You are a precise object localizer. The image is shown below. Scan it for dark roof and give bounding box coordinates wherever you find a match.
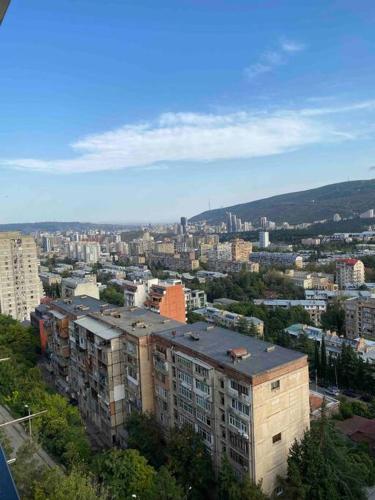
[51,295,112,316]
[155,322,306,379]
[0,446,19,500]
[336,416,375,442]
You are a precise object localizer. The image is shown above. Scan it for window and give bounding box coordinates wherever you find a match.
[176,354,192,370]
[178,398,194,415]
[229,448,248,468]
[197,425,212,444]
[196,394,211,412]
[220,379,225,389]
[229,431,249,453]
[178,385,192,401]
[230,380,249,396]
[178,370,193,386]
[272,433,282,444]
[195,379,210,395]
[271,380,280,391]
[196,410,211,426]
[231,398,250,416]
[195,363,209,377]
[229,414,248,435]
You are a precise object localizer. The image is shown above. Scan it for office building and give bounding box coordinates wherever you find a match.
[152,322,310,495]
[0,231,43,321]
[180,217,188,235]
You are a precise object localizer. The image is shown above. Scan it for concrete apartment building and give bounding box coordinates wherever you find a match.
[335,258,365,289]
[61,277,100,300]
[145,280,186,323]
[194,306,264,337]
[69,308,181,446]
[254,299,326,326]
[250,252,303,269]
[152,322,310,495]
[184,288,207,310]
[231,239,252,262]
[148,251,199,272]
[122,278,159,307]
[0,231,43,321]
[344,297,375,340]
[284,270,336,291]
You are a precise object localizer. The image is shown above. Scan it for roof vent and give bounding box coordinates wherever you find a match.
[265,345,275,352]
[206,325,214,331]
[227,348,250,361]
[184,331,200,341]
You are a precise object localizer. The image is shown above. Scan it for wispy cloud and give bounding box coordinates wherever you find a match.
[2,99,373,175]
[244,38,305,80]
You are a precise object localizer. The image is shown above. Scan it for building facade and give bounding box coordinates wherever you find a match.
[0,231,43,321]
[335,259,365,289]
[344,297,375,340]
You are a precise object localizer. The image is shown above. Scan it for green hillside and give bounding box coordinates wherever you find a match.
[190,179,375,225]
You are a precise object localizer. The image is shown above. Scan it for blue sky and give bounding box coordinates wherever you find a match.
[1,0,375,223]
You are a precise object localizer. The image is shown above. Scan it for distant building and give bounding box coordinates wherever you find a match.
[61,277,100,300]
[231,238,252,262]
[301,238,321,246]
[335,259,365,289]
[333,213,341,222]
[145,280,186,323]
[260,216,268,229]
[207,259,259,274]
[122,278,159,308]
[259,231,270,249]
[285,270,336,291]
[180,217,188,235]
[185,288,207,310]
[39,272,62,287]
[254,299,326,325]
[360,209,374,219]
[194,306,264,336]
[344,297,375,340]
[250,252,303,269]
[0,232,44,321]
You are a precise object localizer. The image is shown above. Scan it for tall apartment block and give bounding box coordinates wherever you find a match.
[0,232,43,321]
[335,258,365,289]
[231,238,252,262]
[69,307,181,446]
[344,297,375,340]
[152,322,310,495]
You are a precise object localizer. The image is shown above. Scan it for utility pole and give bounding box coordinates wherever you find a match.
[24,405,32,438]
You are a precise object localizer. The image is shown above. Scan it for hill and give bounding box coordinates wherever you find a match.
[190,179,375,225]
[0,221,138,234]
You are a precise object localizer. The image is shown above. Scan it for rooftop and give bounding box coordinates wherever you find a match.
[155,321,306,379]
[75,316,121,341]
[90,307,183,338]
[52,295,111,316]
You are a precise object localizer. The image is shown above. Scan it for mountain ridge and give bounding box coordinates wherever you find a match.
[190,179,375,225]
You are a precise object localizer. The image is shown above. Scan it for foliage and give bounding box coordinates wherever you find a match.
[0,314,91,469]
[218,455,268,500]
[167,425,215,499]
[280,410,375,499]
[336,397,375,420]
[125,412,167,468]
[33,467,108,500]
[149,465,185,500]
[95,448,156,499]
[320,303,345,335]
[100,284,125,306]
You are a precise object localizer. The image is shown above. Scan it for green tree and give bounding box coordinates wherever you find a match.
[167,425,214,499]
[96,448,156,499]
[149,465,184,500]
[320,303,345,335]
[125,412,167,468]
[100,285,124,306]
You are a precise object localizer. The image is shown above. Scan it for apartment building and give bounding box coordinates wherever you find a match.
[335,258,365,289]
[68,241,101,263]
[69,308,181,446]
[284,270,336,291]
[61,277,100,300]
[194,306,264,337]
[122,278,159,307]
[184,289,207,310]
[254,299,326,326]
[250,252,303,269]
[231,239,252,262]
[344,297,375,340]
[152,322,310,495]
[207,259,259,274]
[148,251,199,271]
[145,280,186,323]
[285,323,375,364]
[39,272,62,287]
[0,231,43,321]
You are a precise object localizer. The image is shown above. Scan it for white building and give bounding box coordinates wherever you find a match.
[61,277,100,300]
[122,278,159,308]
[0,232,44,321]
[254,299,326,326]
[259,231,270,249]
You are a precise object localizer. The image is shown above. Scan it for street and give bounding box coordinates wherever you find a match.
[0,404,58,469]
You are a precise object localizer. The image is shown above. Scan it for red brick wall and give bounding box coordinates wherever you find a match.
[159,285,186,323]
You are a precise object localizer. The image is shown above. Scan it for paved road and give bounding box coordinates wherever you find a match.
[0,404,57,468]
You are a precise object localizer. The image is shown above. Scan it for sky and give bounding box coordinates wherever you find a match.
[1,0,375,223]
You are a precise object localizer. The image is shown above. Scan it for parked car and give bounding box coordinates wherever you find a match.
[342,389,357,398]
[325,387,340,397]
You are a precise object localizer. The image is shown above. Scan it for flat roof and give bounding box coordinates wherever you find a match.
[75,316,120,340]
[90,307,183,338]
[52,295,110,316]
[155,321,305,379]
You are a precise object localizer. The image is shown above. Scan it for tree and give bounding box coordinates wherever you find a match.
[100,285,124,306]
[167,425,214,499]
[34,467,108,500]
[149,465,184,500]
[320,303,345,335]
[95,448,156,499]
[125,412,167,468]
[218,455,268,500]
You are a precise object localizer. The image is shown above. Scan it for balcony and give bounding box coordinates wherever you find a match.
[154,359,168,374]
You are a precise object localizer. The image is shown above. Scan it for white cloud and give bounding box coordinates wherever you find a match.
[0,103,362,175]
[244,38,305,81]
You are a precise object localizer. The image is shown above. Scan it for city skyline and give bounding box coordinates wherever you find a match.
[1,1,375,222]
